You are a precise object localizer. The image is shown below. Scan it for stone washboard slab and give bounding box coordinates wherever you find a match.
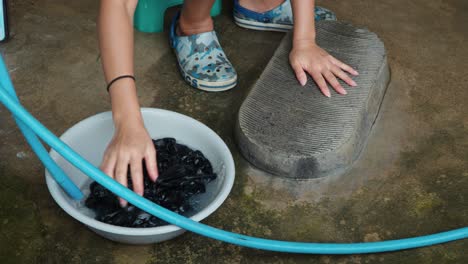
[236,21,389,179]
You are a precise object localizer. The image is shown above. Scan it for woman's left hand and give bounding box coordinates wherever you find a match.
[289,40,359,97]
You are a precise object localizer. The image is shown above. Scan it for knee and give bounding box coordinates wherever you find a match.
[123,0,139,13]
[101,0,139,13]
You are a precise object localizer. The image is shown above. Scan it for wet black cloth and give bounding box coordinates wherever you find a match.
[85,138,217,228]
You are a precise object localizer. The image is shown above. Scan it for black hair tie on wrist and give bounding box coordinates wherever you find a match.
[106,75,135,92]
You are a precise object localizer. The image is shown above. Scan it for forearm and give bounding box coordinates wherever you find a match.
[291,0,316,47]
[98,0,142,126]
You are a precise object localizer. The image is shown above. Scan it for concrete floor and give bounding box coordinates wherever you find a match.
[0,0,467,263]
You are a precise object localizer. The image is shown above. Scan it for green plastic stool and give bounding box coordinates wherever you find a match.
[134,0,222,33]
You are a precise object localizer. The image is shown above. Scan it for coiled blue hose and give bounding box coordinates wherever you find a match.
[0,55,466,254]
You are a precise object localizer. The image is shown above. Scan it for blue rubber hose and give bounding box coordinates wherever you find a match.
[0,56,82,199]
[0,60,466,254]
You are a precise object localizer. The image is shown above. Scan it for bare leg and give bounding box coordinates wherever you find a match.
[179,0,216,36]
[239,0,285,13]
[172,0,237,91]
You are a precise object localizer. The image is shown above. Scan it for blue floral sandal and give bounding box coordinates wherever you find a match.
[170,12,237,91]
[233,0,336,32]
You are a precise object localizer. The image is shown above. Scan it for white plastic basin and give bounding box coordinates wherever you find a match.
[45,108,235,244]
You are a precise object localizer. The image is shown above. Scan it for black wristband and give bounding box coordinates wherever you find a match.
[106,75,135,92]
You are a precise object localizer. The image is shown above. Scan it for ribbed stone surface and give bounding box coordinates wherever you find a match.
[236,21,389,179]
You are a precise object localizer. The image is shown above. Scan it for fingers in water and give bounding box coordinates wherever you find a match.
[145,148,159,182]
[115,157,130,207]
[130,158,144,196]
[100,153,117,178]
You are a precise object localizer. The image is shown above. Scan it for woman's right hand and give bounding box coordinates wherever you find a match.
[98,0,157,207]
[100,117,159,207]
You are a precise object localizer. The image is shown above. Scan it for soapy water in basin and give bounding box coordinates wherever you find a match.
[71,138,225,228]
[72,177,219,221]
